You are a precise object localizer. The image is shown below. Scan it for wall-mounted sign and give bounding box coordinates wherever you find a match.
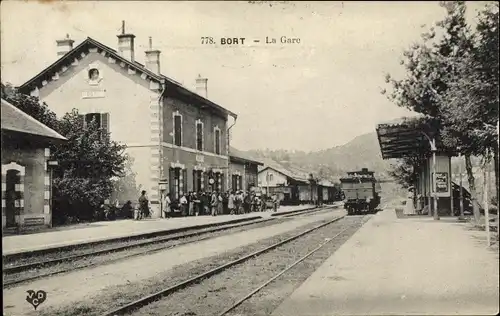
[196,155,204,163]
[159,180,168,192]
[24,217,45,226]
[82,89,105,99]
[434,172,449,193]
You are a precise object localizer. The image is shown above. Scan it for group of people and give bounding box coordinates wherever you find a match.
[159,190,280,219]
[100,189,281,221]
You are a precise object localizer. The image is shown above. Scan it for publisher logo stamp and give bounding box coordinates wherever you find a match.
[26,290,47,310]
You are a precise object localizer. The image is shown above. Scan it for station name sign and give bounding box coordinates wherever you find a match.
[82,89,105,99]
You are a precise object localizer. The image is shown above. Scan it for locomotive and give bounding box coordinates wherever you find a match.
[340,168,381,215]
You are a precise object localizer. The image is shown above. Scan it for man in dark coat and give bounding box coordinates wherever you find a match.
[138,190,149,219]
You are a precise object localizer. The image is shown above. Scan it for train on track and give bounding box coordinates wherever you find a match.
[340,168,381,215]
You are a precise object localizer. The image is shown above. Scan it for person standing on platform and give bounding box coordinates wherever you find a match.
[223,191,229,215]
[218,191,224,215]
[188,192,195,216]
[162,193,171,219]
[272,193,278,212]
[193,192,201,216]
[260,195,266,212]
[201,192,209,216]
[403,190,416,216]
[243,192,251,214]
[234,191,242,214]
[180,194,188,216]
[138,190,149,220]
[228,191,235,215]
[211,191,219,216]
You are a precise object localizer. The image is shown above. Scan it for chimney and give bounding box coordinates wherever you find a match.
[145,37,161,75]
[56,34,74,57]
[195,74,208,98]
[117,20,136,61]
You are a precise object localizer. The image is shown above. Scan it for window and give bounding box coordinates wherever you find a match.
[78,112,110,140]
[88,68,100,81]
[193,170,203,192]
[173,112,182,146]
[232,175,239,191]
[196,120,204,151]
[214,126,221,155]
[169,167,186,200]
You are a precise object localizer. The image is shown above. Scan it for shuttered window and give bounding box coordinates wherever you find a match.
[196,121,203,151]
[170,168,181,200]
[78,113,110,140]
[214,129,221,155]
[193,170,203,193]
[174,114,182,146]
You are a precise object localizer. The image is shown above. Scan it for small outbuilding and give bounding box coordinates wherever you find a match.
[376,115,456,218]
[1,98,67,230]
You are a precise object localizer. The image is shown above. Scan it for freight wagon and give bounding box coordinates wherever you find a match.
[340,168,381,215]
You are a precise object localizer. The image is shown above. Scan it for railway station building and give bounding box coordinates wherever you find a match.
[228,147,263,192]
[1,98,67,230]
[376,115,456,217]
[257,162,339,205]
[16,27,237,218]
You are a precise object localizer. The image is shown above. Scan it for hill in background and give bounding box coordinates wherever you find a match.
[243,132,393,181]
[239,131,496,205]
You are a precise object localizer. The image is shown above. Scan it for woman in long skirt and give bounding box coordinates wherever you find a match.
[403,191,417,216]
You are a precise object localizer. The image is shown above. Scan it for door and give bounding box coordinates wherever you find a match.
[5,170,20,227]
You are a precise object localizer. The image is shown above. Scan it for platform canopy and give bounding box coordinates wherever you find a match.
[376,114,447,160]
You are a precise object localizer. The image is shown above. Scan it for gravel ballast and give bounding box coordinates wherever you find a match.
[3,217,288,287]
[8,211,344,316]
[129,215,369,316]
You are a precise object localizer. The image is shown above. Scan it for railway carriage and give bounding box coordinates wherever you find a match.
[340,168,381,215]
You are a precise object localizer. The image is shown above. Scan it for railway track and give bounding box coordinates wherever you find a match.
[3,206,335,287]
[100,213,362,316]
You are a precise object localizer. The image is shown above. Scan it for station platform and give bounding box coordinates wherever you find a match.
[272,209,500,316]
[2,205,315,256]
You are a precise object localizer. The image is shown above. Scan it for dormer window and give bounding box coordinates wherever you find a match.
[89,68,99,80]
[87,67,102,85]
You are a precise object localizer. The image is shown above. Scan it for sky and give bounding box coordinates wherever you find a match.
[0,1,488,152]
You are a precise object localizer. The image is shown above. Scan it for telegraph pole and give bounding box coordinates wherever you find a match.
[483,148,490,247]
[431,138,439,220]
[458,151,465,220]
[497,121,499,241]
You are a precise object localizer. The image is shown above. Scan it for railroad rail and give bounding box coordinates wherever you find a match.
[101,214,348,316]
[218,221,358,316]
[3,206,336,287]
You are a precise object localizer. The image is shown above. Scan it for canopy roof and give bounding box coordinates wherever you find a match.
[375,114,449,160]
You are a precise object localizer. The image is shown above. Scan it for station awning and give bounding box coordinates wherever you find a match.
[376,115,441,160]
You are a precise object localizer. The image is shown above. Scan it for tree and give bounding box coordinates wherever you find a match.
[1,83,59,130]
[388,156,422,189]
[51,110,127,223]
[382,1,488,220]
[440,2,499,217]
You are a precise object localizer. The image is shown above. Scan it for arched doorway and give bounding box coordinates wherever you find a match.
[2,162,25,228]
[5,170,21,227]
